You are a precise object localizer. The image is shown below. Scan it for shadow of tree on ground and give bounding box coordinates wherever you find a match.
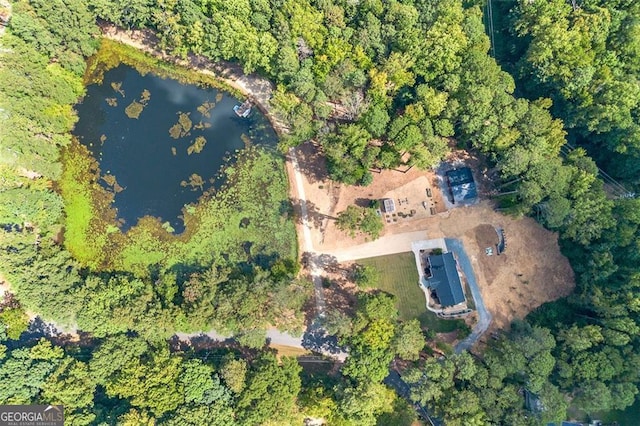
[290,198,336,229]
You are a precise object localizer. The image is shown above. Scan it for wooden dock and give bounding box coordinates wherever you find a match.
[233,99,252,118]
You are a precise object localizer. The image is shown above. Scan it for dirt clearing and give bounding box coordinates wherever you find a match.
[287,142,575,332]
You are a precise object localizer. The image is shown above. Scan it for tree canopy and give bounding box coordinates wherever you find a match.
[1,0,640,423]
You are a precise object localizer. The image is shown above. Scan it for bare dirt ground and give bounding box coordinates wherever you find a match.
[291,142,576,332]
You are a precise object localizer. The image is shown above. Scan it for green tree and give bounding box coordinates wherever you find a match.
[0,306,29,340]
[89,335,149,383]
[352,264,380,288]
[235,328,267,349]
[117,409,155,426]
[360,207,384,239]
[105,347,183,417]
[324,124,376,185]
[10,0,98,74]
[393,319,425,361]
[336,205,362,237]
[341,293,398,383]
[220,357,248,394]
[336,205,384,240]
[359,103,390,138]
[337,382,395,425]
[42,358,97,425]
[162,403,235,426]
[0,339,64,404]
[237,354,302,425]
[180,360,230,405]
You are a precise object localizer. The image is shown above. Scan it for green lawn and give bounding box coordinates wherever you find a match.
[358,252,465,333]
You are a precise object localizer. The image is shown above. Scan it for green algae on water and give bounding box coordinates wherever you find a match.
[180,173,204,191]
[169,112,193,138]
[197,101,215,118]
[125,89,151,119]
[187,136,207,155]
[111,81,125,97]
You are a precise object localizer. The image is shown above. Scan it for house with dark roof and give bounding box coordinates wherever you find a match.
[426,252,466,307]
[446,167,477,204]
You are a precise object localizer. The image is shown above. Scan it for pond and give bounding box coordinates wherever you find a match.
[73,63,277,233]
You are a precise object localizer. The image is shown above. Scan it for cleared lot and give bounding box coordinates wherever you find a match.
[288,143,575,332]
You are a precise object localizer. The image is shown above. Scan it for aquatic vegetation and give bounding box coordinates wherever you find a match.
[169,124,182,139]
[105,97,118,106]
[178,112,192,133]
[100,134,107,144]
[110,81,125,97]
[187,136,207,155]
[101,173,116,187]
[181,173,204,191]
[125,89,151,119]
[197,101,215,118]
[101,173,124,193]
[193,121,212,130]
[59,140,117,268]
[241,133,251,149]
[124,101,144,119]
[171,147,177,156]
[85,40,244,98]
[162,221,175,233]
[169,112,193,138]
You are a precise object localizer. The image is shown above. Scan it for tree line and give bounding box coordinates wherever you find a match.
[1,0,640,423]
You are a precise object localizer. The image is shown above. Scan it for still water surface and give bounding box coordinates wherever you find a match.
[73,64,276,233]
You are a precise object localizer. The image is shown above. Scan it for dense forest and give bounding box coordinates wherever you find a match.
[1,0,639,424]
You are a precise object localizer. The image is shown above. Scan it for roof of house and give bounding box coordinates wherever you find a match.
[446,167,477,203]
[427,253,465,307]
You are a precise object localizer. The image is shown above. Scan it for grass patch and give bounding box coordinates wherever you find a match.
[270,344,311,358]
[464,281,476,310]
[417,311,465,334]
[358,252,466,333]
[358,253,422,321]
[62,143,297,275]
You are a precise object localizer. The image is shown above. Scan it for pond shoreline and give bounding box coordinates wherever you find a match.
[98,21,291,137]
[97,22,333,345]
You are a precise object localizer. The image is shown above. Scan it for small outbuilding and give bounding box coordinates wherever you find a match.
[446,167,477,204]
[382,198,396,213]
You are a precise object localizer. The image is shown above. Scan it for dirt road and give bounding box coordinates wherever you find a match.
[288,148,326,317]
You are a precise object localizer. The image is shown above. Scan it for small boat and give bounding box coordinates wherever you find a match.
[233,100,252,118]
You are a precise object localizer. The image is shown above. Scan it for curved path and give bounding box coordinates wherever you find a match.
[445,238,492,353]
